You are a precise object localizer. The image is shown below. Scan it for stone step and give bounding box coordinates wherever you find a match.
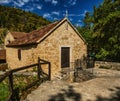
[53,71,69,80]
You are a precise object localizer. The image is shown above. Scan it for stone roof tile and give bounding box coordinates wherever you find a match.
[7,20,60,46]
[11,32,27,39]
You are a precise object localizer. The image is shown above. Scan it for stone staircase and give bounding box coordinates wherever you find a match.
[52,68,75,82]
[52,71,68,80]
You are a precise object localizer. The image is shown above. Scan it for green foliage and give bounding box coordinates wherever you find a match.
[77,26,93,46]
[0,5,50,33]
[96,48,109,60]
[77,11,94,51]
[32,67,37,72]
[0,28,8,44]
[0,80,10,101]
[81,0,120,62]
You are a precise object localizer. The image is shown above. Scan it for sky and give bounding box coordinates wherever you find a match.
[0,0,103,26]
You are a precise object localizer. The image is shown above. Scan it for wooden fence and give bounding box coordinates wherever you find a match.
[0,57,51,101]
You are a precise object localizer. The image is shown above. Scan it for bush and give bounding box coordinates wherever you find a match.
[96,48,109,60]
[0,81,10,101]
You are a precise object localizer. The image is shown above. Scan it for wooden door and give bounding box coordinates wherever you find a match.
[61,47,70,68]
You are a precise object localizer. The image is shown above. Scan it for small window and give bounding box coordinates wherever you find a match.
[18,49,21,60]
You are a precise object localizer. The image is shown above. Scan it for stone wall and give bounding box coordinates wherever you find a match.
[95,61,120,70]
[5,31,14,46]
[6,45,37,69]
[6,20,87,79]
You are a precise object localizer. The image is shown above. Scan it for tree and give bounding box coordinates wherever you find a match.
[80,0,120,61]
[77,11,94,55]
[0,5,50,32]
[0,28,8,44]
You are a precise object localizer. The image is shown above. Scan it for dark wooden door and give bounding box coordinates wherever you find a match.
[61,47,70,68]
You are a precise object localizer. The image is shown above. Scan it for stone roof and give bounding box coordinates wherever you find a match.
[0,50,6,60]
[7,20,60,47]
[11,32,27,39]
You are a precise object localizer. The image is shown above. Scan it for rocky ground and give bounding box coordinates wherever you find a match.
[24,68,120,101]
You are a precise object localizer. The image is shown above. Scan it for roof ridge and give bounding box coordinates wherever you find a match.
[7,20,61,47]
[29,20,60,34]
[6,18,86,47]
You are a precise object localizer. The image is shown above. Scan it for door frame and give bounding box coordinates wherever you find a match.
[60,46,72,68]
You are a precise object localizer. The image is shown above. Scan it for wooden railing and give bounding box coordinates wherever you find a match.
[0,57,51,101]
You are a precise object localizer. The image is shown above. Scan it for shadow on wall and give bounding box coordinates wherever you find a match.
[48,86,81,101]
[95,86,120,101]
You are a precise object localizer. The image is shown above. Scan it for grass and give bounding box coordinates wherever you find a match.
[0,75,38,101]
[0,69,48,100]
[0,80,10,101]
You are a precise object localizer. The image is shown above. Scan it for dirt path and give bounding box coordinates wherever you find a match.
[25,69,120,101]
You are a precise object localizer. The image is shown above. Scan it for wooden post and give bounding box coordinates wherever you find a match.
[48,62,51,80]
[37,57,41,80]
[8,71,14,101]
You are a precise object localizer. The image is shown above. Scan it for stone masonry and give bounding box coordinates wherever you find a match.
[6,19,87,79]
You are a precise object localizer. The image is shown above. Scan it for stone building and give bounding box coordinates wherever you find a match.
[0,49,6,63]
[5,31,27,45]
[6,18,87,79]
